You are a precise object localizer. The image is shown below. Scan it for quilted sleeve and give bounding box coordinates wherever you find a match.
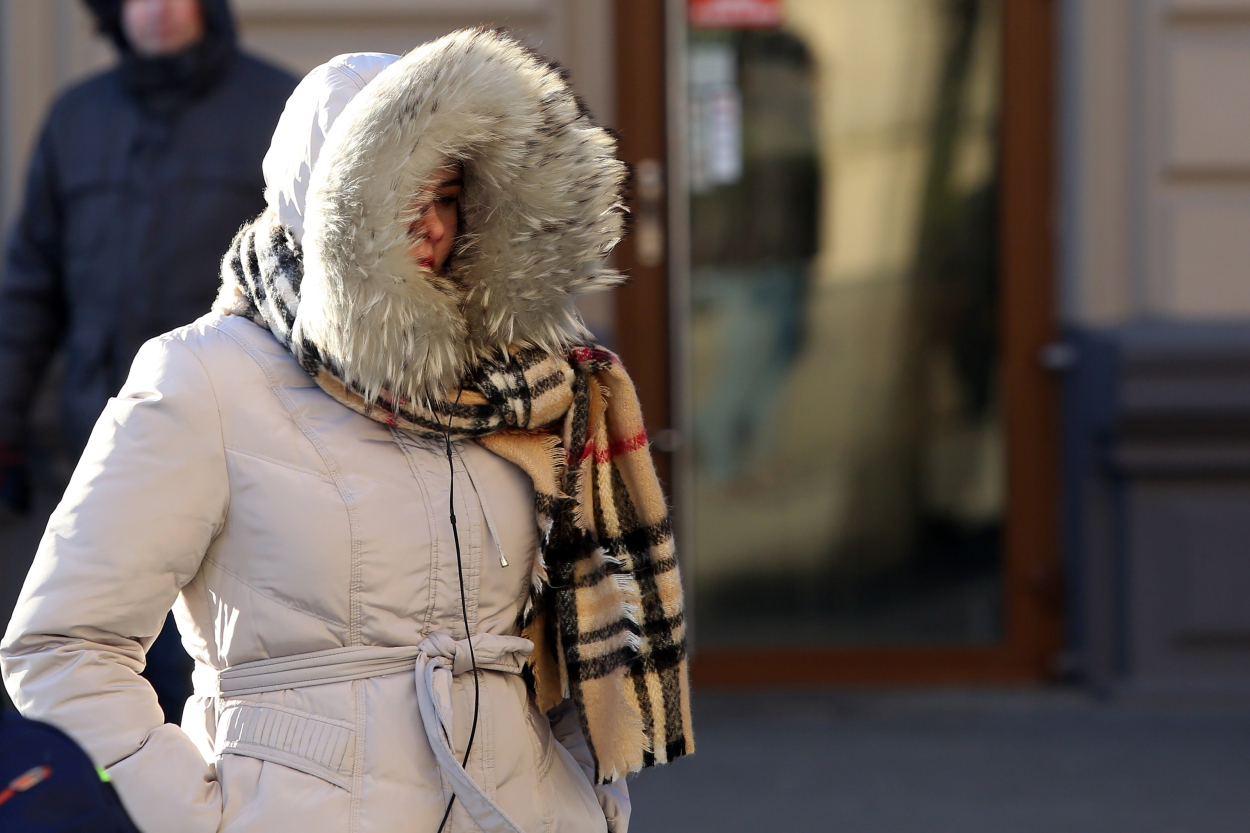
[0,331,230,833]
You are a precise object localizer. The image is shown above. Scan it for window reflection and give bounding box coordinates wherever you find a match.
[687,0,1004,648]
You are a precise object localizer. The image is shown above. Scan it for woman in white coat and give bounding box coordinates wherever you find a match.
[1,30,692,833]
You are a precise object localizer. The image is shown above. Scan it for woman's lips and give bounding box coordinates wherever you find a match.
[418,256,435,270]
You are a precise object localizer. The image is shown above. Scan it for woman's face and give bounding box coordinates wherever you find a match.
[408,163,463,274]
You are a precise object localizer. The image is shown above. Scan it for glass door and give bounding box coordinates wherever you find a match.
[676,0,1058,674]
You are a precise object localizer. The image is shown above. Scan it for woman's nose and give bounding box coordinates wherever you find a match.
[421,210,445,244]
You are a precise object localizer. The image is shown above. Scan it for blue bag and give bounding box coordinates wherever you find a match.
[0,711,140,832]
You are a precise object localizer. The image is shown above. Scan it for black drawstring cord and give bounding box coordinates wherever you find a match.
[436,389,478,833]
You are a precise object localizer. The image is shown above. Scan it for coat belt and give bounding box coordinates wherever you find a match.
[194,634,535,833]
[193,634,532,697]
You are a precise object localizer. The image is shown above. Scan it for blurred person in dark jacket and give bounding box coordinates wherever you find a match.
[0,0,295,494]
[0,0,295,719]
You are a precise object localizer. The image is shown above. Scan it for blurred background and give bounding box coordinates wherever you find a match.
[2,0,1250,829]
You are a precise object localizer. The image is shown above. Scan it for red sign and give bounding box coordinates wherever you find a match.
[689,0,782,29]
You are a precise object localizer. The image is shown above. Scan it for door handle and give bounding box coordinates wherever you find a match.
[635,158,665,268]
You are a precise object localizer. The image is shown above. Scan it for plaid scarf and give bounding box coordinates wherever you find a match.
[217,214,692,781]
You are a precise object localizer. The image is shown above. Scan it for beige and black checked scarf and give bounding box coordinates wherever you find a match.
[219,217,693,782]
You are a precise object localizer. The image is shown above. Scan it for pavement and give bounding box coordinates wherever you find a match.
[626,688,1250,833]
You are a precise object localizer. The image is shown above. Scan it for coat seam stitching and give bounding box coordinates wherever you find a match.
[351,679,365,832]
[391,429,442,637]
[165,337,231,538]
[201,556,349,628]
[211,318,364,647]
[223,444,334,482]
[451,445,483,635]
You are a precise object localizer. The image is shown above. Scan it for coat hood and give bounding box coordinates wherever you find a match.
[231,28,627,405]
[260,53,401,244]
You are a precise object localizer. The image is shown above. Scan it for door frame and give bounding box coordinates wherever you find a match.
[613,0,1062,685]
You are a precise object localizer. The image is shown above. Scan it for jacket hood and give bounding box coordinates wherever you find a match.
[260,53,401,242]
[247,29,627,404]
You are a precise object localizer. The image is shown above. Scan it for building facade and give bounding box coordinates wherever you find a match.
[1060,0,1250,699]
[0,0,1247,698]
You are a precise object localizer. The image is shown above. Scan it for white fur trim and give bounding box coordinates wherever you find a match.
[296,29,627,404]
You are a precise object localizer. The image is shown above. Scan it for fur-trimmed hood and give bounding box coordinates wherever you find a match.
[218,29,627,403]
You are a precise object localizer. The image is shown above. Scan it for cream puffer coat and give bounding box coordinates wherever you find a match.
[2,312,626,833]
[1,33,636,833]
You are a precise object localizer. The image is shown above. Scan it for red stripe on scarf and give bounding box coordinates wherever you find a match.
[578,429,648,464]
[571,346,617,366]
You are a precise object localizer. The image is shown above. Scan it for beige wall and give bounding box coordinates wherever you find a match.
[1062,0,1250,325]
[232,0,614,119]
[0,0,110,226]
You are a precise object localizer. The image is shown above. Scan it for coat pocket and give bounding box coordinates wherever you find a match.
[215,701,356,790]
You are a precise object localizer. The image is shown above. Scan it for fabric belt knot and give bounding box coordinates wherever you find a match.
[416,631,532,676]
[195,635,535,832]
[415,632,533,833]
